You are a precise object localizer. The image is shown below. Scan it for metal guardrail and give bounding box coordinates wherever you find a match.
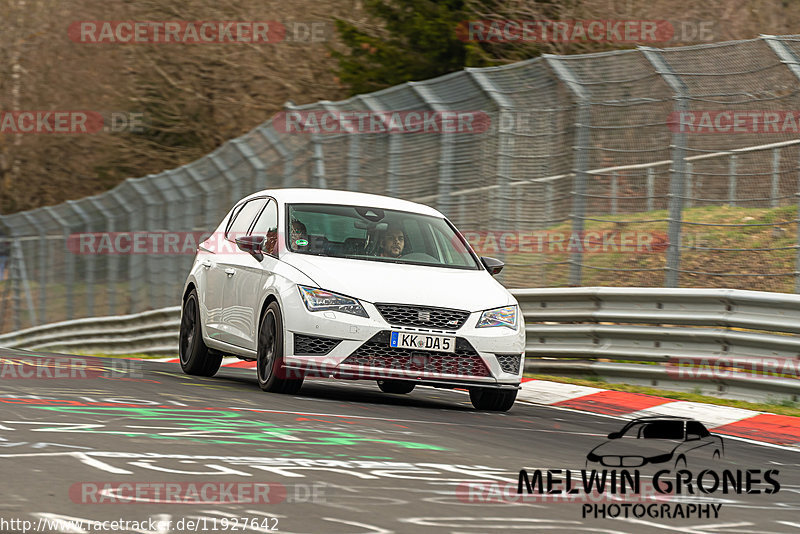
[1,287,799,402]
[517,287,800,402]
[0,306,180,355]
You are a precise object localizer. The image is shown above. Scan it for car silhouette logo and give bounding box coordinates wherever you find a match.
[586,417,724,470]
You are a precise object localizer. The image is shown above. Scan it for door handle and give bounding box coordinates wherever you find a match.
[201,260,212,268]
[224,268,235,276]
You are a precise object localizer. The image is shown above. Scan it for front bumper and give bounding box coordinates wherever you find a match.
[281,298,525,388]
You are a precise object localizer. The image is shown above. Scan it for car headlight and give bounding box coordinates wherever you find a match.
[476,305,517,329]
[647,452,674,464]
[298,285,368,318]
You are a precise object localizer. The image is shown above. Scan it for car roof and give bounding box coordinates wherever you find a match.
[240,188,444,218]
[627,416,697,423]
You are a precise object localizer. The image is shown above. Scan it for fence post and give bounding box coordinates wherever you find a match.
[685,162,693,209]
[12,239,36,328]
[114,182,149,313]
[18,212,47,324]
[66,200,94,318]
[545,55,590,286]
[360,94,398,197]
[646,167,655,212]
[468,71,519,279]
[42,206,74,319]
[259,125,296,188]
[87,197,117,316]
[285,102,326,189]
[772,148,781,208]
[728,154,738,206]
[231,138,268,192]
[611,171,618,214]
[796,148,800,293]
[642,47,690,288]
[410,82,459,217]
[323,101,361,192]
[763,35,800,214]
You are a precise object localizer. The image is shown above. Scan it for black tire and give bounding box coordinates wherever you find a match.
[469,388,517,412]
[257,301,304,394]
[179,289,223,376]
[377,379,415,394]
[674,455,687,470]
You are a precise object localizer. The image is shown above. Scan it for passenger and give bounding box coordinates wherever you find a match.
[290,220,308,251]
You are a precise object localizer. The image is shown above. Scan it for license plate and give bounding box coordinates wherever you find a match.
[390,331,456,353]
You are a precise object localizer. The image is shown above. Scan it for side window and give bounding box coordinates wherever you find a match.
[226,199,267,241]
[251,200,279,255]
[686,421,709,438]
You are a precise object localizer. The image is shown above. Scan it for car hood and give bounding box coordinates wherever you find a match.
[589,439,680,459]
[281,253,514,312]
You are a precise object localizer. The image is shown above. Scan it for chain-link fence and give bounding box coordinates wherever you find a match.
[3,35,800,333]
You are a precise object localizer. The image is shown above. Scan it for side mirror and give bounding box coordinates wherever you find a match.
[481,256,504,276]
[235,235,265,262]
[686,433,701,441]
[607,432,622,439]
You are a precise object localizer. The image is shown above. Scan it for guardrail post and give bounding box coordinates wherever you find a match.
[545,55,590,286]
[642,47,690,288]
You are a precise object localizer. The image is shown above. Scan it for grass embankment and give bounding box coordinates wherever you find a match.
[501,204,797,291]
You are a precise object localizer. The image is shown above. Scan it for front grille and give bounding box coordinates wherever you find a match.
[601,456,644,468]
[293,334,341,355]
[342,331,490,377]
[496,353,521,374]
[375,304,470,330]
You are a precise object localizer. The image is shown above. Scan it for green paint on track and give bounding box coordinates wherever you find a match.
[33,405,446,451]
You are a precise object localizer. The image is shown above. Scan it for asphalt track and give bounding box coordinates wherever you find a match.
[0,347,798,534]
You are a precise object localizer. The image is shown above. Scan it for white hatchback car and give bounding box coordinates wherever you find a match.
[180,189,525,411]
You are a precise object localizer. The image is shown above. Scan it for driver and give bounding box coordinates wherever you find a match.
[378,223,405,258]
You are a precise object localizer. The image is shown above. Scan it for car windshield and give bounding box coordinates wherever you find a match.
[622,420,685,440]
[286,203,480,270]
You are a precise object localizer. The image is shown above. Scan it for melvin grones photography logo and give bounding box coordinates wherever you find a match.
[518,417,780,520]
